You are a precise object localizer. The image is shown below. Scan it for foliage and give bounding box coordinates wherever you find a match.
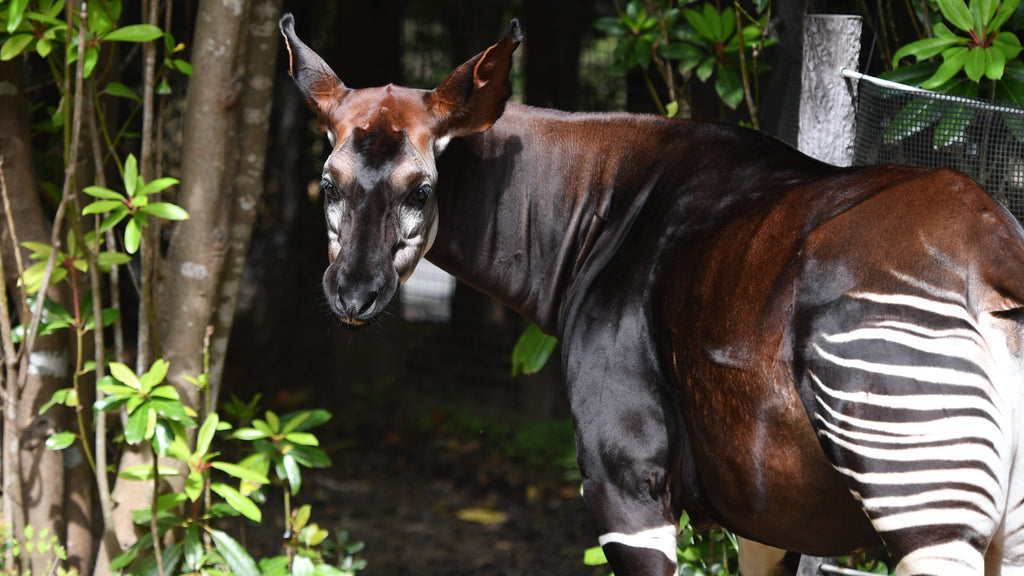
[82,153,187,254]
[511,323,557,376]
[0,523,77,576]
[583,511,738,576]
[884,0,1024,147]
[594,0,774,124]
[0,1,362,575]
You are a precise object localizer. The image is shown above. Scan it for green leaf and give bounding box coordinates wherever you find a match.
[97,251,132,268]
[265,411,281,433]
[208,528,259,576]
[185,470,204,501]
[172,59,193,76]
[143,358,169,391]
[110,546,140,571]
[970,0,995,32]
[936,0,975,33]
[141,202,189,220]
[124,217,142,254]
[583,546,608,566]
[82,185,124,200]
[109,362,141,390]
[287,445,331,469]
[36,38,51,58]
[891,35,963,67]
[211,483,262,522]
[83,46,99,79]
[684,8,715,40]
[123,154,139,197]
[98,208,129,233]
[985,46,1006,80]
[195,413,219,457]
[21,241,54,257]
[6,0,30,34]
[39,388,71,415]
[991,0,1022,30]
[1,34,34,61]
[933,106,975,149]
[119,464,181,481]
[922,46,969,88]
[209,462,270,485]
[993,30,1023,60]
[714,64,744,109]
[124,404,154,445]
[83,200,125,215]
[137,177,180,195]
[232,427,269,441]
[104,81,140,101]
[883,97,942,144]
[965,47,987,82]
[696,55,716,82]
[293,505,312,531]
[594,16,627,36]
[184,524,202,571]
[103,24,164,43]
[292,555,315,576]
[283,409,332,432]
[511,324,557,376]
[45,431,76,451]
[282,453,302,495]
[284,432,319,446]
[93,394,129,413]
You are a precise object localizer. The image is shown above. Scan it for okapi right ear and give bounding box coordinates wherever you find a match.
[279,14,349,138]
[429,19,523,141]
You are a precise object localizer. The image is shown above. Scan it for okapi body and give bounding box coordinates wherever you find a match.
[280,15,1024,576]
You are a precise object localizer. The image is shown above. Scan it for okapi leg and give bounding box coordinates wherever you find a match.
[564,308,682,576]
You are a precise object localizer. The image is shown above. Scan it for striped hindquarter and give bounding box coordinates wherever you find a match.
[801,274,1024,575]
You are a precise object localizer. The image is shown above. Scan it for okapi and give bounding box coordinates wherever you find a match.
[280,15,1024,576]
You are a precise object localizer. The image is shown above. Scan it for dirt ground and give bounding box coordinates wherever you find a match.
[231,317,602,576]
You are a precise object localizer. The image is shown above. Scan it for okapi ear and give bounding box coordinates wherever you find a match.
[429,19,523,140]
[279,14,349,138]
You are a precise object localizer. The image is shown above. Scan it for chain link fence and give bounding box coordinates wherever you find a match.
[851,72,1024,221]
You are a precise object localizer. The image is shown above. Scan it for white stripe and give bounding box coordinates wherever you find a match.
[821,326,981,363]
[873,320,983,344]
[817,424,1002,470]
[598,525,678,563]
[895,541,983,576]
[812,343,992,390]
[849,292,977,325]
[888,271,967,305]
[872,506,996,534]
[831,465,1002,497]
[810,372,1001,421]
[814,398,1000,442]
[859,488,999,518]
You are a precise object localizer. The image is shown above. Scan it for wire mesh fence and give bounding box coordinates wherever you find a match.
[851,73,1024,221]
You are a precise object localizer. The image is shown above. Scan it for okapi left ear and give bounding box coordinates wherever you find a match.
[429,19,523,140]
[279,14,350,137]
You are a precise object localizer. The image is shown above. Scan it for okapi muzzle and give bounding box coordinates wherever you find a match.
[279,13,520,325]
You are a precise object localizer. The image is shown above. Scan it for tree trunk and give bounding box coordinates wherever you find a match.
[104,0,281,565]
[0,57,72,576]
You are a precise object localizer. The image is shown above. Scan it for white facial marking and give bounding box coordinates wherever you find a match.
[598,525,678,563]
[433,134,452,156]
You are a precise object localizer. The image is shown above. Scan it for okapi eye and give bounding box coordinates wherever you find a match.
[320,179,339,201]
[408,184,431,209]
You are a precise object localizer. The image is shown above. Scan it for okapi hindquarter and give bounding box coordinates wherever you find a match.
[280,14,1024,576]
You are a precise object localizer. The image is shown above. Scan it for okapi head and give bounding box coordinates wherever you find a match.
[279,14,522,326]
